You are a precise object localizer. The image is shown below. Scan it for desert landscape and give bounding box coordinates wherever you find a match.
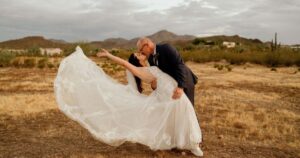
[0,56,299,157]
[1,0,300,157]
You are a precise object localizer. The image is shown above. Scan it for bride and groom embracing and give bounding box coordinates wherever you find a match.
[54,37,203,156]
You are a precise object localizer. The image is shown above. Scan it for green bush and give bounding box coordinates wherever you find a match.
[0,51,15,67]
[24,58,36,68]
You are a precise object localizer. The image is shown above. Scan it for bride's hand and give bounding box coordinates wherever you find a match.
[96,49,110,58]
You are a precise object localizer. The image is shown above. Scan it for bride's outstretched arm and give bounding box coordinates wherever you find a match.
[97,49,156,83]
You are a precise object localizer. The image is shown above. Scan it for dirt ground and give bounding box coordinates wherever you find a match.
[0,59,299,158]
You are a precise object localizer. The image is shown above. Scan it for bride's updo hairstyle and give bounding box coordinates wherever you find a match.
[128,53,143,93]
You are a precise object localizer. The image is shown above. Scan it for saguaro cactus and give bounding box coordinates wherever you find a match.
[271,32,279,52]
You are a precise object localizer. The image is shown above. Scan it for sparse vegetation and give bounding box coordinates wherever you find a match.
[225,64,232,71]
[47,62,54,68]
[0,51,15,67]
[11,58,21,68]
[271,67,277,71]
[180,47,300,67]
[37,58,48,69]
[0,62,299,157]
[1,32,299,157]
[1,46,299,69]
[1,33,300,68]
[23,58,36,68]
[213,64,233,72]
[27,46,41,56]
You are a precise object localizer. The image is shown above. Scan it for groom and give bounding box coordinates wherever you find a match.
[137,37,198,106]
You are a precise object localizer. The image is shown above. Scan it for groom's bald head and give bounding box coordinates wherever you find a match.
[137,37,155,57]
[137,37,153,47]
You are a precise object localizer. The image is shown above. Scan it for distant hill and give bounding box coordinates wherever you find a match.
[147,30,195,43]
[90,38,129,49]
[90,30,196,49]
[198,35,263,45]
[49,38,68,44]
[0,36,70,49]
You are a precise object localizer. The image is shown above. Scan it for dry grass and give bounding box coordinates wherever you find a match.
[0,58,299,158]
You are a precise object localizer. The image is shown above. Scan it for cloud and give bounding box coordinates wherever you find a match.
[0,0,299,44]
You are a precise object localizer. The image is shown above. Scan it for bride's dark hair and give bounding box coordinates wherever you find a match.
[128,53,143,93]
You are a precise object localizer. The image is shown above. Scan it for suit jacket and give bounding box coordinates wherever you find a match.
[148,43,198,88]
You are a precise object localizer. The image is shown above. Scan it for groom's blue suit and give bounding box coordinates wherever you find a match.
[148,43,198,106]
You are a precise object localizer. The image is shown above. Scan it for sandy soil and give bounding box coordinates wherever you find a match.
[0,59,299,158]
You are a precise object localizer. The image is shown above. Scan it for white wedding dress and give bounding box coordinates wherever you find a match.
[54,46,202,153]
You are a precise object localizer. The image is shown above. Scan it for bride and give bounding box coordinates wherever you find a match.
[54,46,203,156]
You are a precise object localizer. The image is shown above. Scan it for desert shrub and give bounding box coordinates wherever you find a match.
[234,47,245,53]
[66,42,97,56]
[27,46,41,56]
[214,63,219,68]
[47,62,54,68]
[63,47,76,56]
[37,58,48,69]
[24,58,36,68]
[225,65,233,71]
[265,53,281,67]
[180,46,300,67]
[111,49,120,55]
[0,51,15,67]
[116,50,131,59]
[182,44,196,51]
[217,65,224,71]
[192,38,206,45]
[224,53,246,65]
[270,67,277,71]
[51,53,62,57]
[12,58,21,68]
[213,64,232,71]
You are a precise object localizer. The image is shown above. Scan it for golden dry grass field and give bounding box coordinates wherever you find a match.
[0,57,299,158]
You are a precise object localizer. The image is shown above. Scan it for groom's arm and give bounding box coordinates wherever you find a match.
[163,44,186,88]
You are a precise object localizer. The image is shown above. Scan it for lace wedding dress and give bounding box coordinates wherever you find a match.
[54,46,202,153]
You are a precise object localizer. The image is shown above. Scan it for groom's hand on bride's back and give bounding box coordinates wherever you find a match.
[172,87,183,99]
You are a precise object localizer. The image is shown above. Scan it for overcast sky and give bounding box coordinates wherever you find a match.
[0,0,299,44]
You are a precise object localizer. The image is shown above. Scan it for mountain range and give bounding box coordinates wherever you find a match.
[0,30,265,49]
